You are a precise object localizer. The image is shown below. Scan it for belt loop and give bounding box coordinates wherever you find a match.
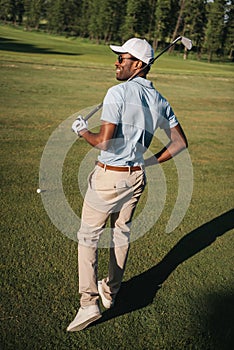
[104,163,107,172]
[128,166,131,175]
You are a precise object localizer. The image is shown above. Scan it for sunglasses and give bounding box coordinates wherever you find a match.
[117,55,138,64]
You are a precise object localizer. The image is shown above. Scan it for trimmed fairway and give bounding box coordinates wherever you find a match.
[0,25,234,350]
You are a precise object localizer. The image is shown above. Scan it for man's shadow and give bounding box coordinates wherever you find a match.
[94,209,233,324]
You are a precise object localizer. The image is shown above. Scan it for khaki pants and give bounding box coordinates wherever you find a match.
[77,165,145,306]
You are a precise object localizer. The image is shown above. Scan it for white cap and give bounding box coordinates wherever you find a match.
[110,38,154,64]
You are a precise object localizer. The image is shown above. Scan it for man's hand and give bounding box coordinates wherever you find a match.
[72,116,88,136]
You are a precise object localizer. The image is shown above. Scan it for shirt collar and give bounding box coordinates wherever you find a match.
[131,76,154,88]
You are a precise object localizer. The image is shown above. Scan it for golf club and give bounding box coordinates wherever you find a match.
[83,36,192,121]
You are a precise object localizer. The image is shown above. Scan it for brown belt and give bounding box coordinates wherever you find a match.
[96,161,142,172]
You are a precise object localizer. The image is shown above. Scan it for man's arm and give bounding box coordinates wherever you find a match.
[79,121,117,150]
[144,124,188,166]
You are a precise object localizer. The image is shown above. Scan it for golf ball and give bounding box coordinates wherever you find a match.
[37,188,42,193]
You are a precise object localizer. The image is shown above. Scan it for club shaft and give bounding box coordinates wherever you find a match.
[84,102,103,121]
[153,36,182,62]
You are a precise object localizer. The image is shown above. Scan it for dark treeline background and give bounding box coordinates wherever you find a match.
[0,0,233,62]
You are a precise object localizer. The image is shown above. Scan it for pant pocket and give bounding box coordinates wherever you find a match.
[114,173,137,197]
[87,167,98,189]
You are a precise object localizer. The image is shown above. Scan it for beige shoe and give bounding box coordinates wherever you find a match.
[98,281,115,309]
[67,305,101,332]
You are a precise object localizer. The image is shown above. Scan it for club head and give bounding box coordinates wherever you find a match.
[181,36,192,50]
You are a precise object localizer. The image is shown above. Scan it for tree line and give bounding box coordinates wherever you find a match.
[0,0,233,62]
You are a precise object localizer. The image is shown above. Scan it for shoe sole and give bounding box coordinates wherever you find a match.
[67,313,102,332]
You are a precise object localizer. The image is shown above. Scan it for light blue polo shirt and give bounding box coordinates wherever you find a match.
[98,77,178,166]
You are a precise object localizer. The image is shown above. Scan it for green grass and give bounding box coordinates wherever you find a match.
[0,24,234,350]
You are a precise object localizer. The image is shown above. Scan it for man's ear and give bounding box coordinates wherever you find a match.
[134,60,143,70]
[136,61,143,69]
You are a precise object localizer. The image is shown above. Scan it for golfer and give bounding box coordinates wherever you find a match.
[67,38,188,331]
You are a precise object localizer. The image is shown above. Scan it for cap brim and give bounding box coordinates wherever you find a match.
[109,44,127,54]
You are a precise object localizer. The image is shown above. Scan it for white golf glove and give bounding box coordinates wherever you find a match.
[72,115,88,136]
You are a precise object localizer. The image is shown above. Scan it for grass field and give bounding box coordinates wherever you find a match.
[0,24,234,350]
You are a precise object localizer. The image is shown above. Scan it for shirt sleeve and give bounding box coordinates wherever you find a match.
[158,98,178,129]
[101,85,124,125]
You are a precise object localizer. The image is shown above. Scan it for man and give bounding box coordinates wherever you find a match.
[67,38,188,331]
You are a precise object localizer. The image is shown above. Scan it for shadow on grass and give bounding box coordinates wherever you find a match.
[0,37,80,55]
[92,208,233,326]
[198,291,234,349]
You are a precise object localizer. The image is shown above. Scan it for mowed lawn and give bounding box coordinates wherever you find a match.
[0,25,234,350]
